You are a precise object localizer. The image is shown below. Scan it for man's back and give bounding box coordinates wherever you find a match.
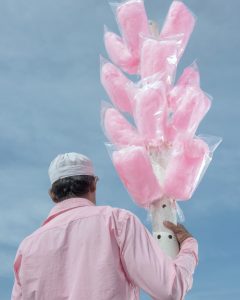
[12,198,139,300]
[12,197,198,300]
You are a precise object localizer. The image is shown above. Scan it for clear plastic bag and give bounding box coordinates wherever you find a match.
[176,61,200,87]
[104,26,139,74]
[110,0,149,56]
[128,75,168,142]
[140,35,182,84]
[100,56,133,113]
[163,135,222,200]
[104,0,149,75]
[168,61,200,111]
[160,0,196,59]
[147,141,172,186]
[164,85,212,143]
[106,143,163,207]
[101,101,144,147]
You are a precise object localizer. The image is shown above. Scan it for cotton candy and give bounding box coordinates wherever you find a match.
[140,37,180,82]
[164,86,211,143]
[101,61,133,113]
[103,107,144,146]
[140,0,196,80]
[164,138,210,200]
[160,1,196,58]
[177,62,200,87]
[113,146,163,207]
[104,30,139,74]
[168,62,200,111]
[116,0,149,56]
[101,0,221,210]
[132,82,167,141]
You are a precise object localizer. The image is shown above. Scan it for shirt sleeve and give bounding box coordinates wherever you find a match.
[11,246,23,300]
[115,210,198,300]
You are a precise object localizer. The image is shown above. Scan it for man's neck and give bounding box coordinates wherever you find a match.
[84,193,96,205]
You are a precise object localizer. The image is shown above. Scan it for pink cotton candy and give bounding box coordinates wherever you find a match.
[113,146,163,207]
[177,62,200,87]
[101,61,132,113]
[104,31,139,74]
[140,37,180,82]
[168,63,200,111]
[164,138,210,200]
[103,107,144,146]
[132,82,167,141]
[164,86,211,143]
[141,1,196,80]
[160,1,196,58]
[116,0,149,56]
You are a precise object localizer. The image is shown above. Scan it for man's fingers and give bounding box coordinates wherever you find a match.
[163,221,178,232]
[163,221,193,244]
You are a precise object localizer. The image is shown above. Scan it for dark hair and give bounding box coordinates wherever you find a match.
[50,175,95,203]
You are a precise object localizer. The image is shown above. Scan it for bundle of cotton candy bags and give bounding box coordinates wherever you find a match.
[100,0,221,208]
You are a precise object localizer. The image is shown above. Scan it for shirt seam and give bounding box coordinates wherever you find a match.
[22,213,105,246]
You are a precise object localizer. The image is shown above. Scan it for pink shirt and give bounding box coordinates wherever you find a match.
[12,197,198,300]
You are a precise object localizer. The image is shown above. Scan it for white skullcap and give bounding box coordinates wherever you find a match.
[48,152,95,185]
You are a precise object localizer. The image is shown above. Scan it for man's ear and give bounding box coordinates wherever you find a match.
[48,188,52,198]
[89,181,96,193]
[48,189,57,201]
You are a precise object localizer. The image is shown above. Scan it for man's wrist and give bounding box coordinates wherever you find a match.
[180,237,199,265]
[179,234,193,245]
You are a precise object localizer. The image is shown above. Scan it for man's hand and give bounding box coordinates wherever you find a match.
[164,221,193,245]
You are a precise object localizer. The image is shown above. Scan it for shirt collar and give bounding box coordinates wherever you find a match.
[42,197,95,226]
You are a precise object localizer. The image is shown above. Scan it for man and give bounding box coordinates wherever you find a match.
[12,152,198,300]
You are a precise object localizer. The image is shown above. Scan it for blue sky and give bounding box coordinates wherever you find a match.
[0,0,239,299]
